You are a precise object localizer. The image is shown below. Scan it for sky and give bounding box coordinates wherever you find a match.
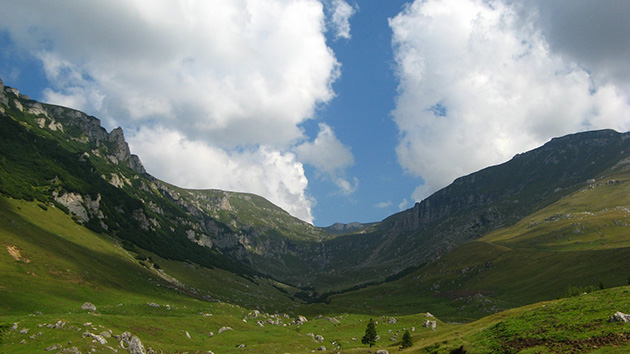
[1,0,629,226]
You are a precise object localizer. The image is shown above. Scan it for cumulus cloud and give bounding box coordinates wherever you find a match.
[128,127,314,223]
[520,0,630,91]
[295,123,357,195]
[328,0,357,40]
[375,201,393,208]
[0,0,355,222]
[389,0,630,202]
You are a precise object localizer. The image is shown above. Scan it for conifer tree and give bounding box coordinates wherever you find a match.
[361,318,377,347]
[400,329,413,349]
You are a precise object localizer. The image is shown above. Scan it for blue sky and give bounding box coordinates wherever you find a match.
[1,0,630,226]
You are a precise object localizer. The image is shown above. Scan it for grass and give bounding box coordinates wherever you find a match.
[325,170,630,323]
[0,196,437,353]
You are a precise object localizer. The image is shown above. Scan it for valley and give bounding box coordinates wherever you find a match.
[3,78,630,353]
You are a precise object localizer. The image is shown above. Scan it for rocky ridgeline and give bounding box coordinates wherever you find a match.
[0,78,145,175]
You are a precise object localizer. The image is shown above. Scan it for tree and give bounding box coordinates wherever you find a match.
[400,329,412,349]
[361,318,377,347]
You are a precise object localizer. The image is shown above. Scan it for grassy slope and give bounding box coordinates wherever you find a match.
[0,197,435,353]
[327,163,630,323]
[4,196,630,353]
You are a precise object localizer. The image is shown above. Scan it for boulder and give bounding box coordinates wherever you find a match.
[316,346,326,351]
[119,331,146,354]
[218,326,233,334]
[81,302,97,311]
[387,317,398,324]
[423,320,437,330]
[610,311,630,322]
[376,350,390,354]
[83,331,108,345]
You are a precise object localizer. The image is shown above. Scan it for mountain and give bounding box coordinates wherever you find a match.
[292,128,630,291]
[3,76,630,293]
[326,147,630,320]
[4,77,630,352]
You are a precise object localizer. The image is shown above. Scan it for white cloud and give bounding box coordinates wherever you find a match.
[397,198,410,211]
[128,127,314,223]
[0,0,350,222]
[295,123,357,195]
[328,0,357,40]
[375,201,393,208]
[296,123,354,173]
[389,0,630,202]
[520,0,630,91]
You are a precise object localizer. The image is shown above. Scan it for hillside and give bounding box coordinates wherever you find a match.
[326,152,630,321]
[6,77,630,352]
[4,76,630,293]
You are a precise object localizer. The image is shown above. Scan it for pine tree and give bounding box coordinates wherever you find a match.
[361,318,377,347]
[400,329,413,349]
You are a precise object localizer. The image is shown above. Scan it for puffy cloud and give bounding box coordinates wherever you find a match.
[389,0,630,202]
[375,201,393,208]
[296,123,354,173]
[520,0,630,91]
[128,127,314,223]
[0,0,354,222]
[328,0,357,40]
[295,123,357,195]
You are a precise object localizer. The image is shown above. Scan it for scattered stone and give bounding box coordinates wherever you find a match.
[423,320,437,330]
[425,312,434,318]
[351,337,357,341]
[33,311,43,315]
[83,331,108,345]
[387,317,398,324]
[119,331,146,354]
[185,331,191,339]
[83,322,93,327]
[610,311,630,322]
[208,332,214,337]
[81,302,97,311]
[236,344,246,348]
[316,346,326,351]
[314,334,324,342]
[46,344,61,351]
[325,316,340,324]
[257,320,265,327]
[19,328,29,334]
[100,331,112,339]
[146,302,160,308]
[376,350,389,354]
[53,320,67,329]
[10,323,18,331]
[218,326,232,334]
[296,315,308,324]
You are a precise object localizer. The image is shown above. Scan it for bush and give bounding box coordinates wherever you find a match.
[401,329,412,349]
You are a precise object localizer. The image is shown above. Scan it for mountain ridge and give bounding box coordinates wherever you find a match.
[3,76,630,293]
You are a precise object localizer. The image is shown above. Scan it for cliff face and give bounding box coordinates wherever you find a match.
[346,129,630,278]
